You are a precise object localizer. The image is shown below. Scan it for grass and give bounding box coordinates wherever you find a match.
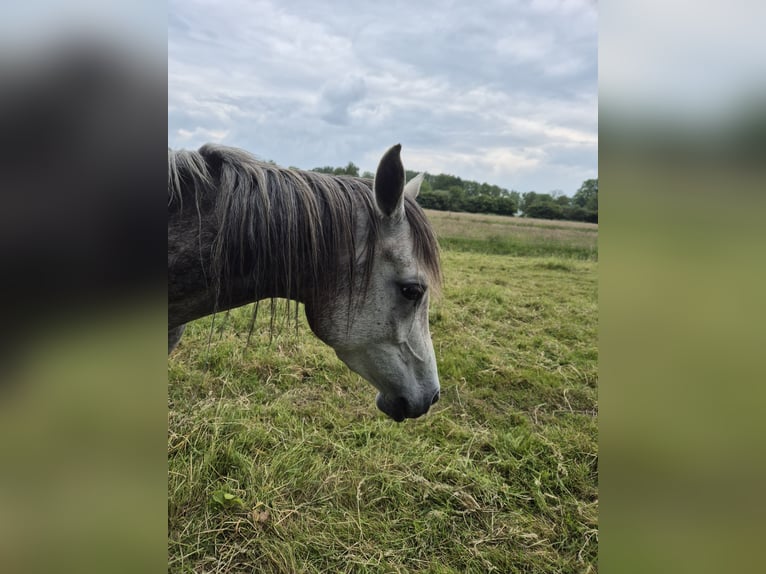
[424,210,598,261]
[168,212,598,573]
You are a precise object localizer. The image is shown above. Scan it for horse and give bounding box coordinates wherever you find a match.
[168,143,442,422]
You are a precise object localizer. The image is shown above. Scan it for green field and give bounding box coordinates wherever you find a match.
[168,211,598,573]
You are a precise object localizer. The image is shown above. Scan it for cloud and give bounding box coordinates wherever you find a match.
[403,146,543,179]
[176,127,229,143]
[168,0,597,194]
[319,75,366,126]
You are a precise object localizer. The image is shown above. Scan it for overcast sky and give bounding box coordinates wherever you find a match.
[168,0,597,195]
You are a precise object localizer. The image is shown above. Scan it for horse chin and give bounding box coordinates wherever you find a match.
[375,393,407,422]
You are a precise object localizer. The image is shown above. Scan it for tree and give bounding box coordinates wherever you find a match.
[341,162,359,176]
[495,196,518,216]
[431,173,463,191]
[521,191,547,214]
[416,190,450,211]
[312,162,359,176]
[525,201,564,220]
[447,186,466,211]
[564,205,588,221]
[464,195,496,213]
[573,179,598,211]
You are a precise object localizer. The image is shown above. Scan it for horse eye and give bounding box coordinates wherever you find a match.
[400,283,425,301]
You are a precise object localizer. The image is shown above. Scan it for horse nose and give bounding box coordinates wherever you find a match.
[431,390,440,405]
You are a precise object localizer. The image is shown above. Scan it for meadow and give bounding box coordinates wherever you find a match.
[168,211,598,573]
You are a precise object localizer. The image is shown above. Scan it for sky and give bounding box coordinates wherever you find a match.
[168,0,598,196]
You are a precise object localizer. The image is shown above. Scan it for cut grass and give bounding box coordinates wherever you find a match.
[437,236,595,260]
[168,212,598,573]
[424,210,598,261]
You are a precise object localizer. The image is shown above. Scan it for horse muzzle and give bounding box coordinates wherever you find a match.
[376,389,440,422]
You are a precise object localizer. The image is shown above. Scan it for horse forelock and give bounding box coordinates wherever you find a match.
[168,144,441,314]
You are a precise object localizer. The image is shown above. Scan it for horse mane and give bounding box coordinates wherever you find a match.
[168,144,441,323]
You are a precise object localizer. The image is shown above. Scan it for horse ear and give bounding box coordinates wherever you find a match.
[374,144,405,218]
[404,172,424,199]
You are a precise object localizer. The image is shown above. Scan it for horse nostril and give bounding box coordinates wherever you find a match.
[431,390,440,405]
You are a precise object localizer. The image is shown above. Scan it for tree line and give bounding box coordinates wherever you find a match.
[311,163,597,223]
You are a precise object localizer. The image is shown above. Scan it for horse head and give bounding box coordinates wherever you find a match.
[305,145,441,422]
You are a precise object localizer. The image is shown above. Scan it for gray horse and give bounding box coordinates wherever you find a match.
[168,143,441,421]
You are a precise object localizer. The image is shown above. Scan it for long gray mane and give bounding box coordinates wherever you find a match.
[168,144,441,323]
